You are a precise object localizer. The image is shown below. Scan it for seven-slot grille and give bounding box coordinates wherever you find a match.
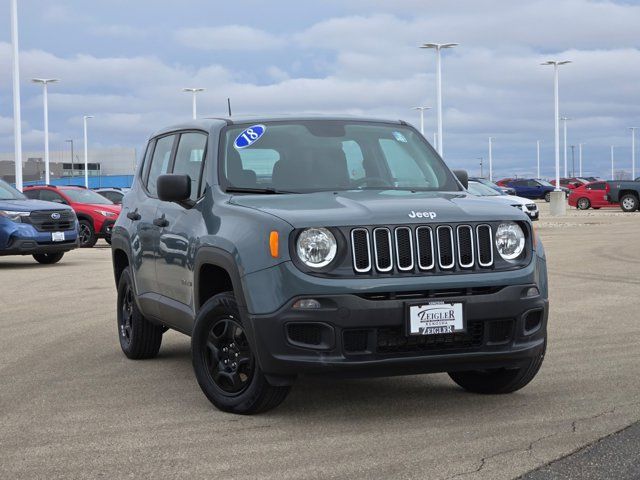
[351,224,494,274]
[23,210,76,232]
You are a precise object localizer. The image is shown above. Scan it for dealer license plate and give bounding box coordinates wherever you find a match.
[52,232,65,242]
[408,302,464,335]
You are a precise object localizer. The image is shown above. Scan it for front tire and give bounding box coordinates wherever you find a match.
[448,341,546,394]
[33,252,64,264]
[191,292,290,414]
[544,192,551,202]
[78,220,98,248]
[577,197,590,210]
[117,267,163,359]
[620,194,639,212]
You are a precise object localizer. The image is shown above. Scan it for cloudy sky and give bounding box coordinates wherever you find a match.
[1,0,639,179]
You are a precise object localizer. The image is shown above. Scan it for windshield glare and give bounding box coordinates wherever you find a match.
[0,179,26,200]
[62,188,114,205]
[467,181,501,196]
[222,121,460,193]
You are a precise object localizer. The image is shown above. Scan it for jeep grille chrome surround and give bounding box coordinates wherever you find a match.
[350,223,497,274]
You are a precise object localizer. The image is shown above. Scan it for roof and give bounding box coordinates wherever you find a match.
[151,114,407,138]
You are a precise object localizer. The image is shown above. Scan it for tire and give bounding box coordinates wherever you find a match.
[191,292,290,414]
[620,194,639,212]
[32,252,64,264]
[577,197,590,210]
[448,340,546,394]
[78,219,98,248]
[117,267,163,359]
[105,237,112,245]
[544,192,551,202]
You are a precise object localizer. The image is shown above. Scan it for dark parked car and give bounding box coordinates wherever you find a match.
[606,180,640,212]
[111,116,548,414]
[504,179,557,202]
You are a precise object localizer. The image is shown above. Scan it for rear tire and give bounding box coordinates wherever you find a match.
[191,292,290,414]
[449,340,546,394]
[117,267,163,359]
[33,252,64,264]
[544,192,551,202]
[577,197,590,210]
[78,220,98,248]
[620,194,639,212]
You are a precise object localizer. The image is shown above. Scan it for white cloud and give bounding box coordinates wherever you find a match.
[175,25,285,51]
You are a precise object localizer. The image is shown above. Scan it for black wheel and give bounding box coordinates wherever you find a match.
[577,197,590,210]
[449,340,546,394]
[105,236,112,245]
[117,267,163,359]
[32,252,64,264]
[620,194,639,212]
[544,192,551,202]
[191,292,290,414]
[78,220,98,248]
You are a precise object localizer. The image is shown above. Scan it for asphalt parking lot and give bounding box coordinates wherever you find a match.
[1,202,639,480]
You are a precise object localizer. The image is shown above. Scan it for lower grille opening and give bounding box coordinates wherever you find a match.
[356,286,505,301]
[524,310,543,334]
[488,320,514,344]
[376,321,484,355]
[343,330,370,353]
[286,323,334,350]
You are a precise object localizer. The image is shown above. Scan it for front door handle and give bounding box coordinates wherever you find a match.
[127,209,141,221]
[153,215,169,228]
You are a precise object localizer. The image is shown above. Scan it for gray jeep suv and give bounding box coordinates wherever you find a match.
[111,117,548,414]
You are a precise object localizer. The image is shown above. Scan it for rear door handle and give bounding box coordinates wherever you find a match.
[127,209,141,221]
[153,215,169,227]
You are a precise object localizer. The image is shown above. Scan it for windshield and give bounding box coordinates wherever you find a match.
[467,181,501,196]
[221,121,460,193]
[0,179,26,200]
[62,188,114,205]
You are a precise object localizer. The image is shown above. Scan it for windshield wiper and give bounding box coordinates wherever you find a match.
[225,187,297,195]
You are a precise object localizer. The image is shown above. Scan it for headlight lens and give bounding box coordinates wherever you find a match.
[495,222,525,260]
[296,228,337,268]
[97,210,117,217]
[0,210,30,223]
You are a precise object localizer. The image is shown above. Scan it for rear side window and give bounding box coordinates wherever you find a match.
[172,132,208,201]
[146,135,175,197]
[39,190,67,204]
[590,182,605,190]
[23,190,39,200]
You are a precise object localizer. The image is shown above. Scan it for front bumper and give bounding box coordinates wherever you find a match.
[99,220,115,239]
[246,284,548,382]
[0,236,79,256]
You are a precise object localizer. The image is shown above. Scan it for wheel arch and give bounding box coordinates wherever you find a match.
[194,247,248,314]
[111,235,132,287]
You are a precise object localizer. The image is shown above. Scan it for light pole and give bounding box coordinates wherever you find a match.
[66,139,74,179]
[83,116,94,188]
[630,127,638,180]
[411,106,431,135]
[420,43,458,157]
[541,60,571,198]
[488,137,494,181]
[536,140,540,178]
[561,116,571,178]
[611,146,615,180]
[32,79,59,184]
[478,157,484,177]
[183,88,205,119]
[11,0,23,190]
[579,143,583,177]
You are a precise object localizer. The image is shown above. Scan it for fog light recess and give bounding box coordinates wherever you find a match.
[293,298,321,309]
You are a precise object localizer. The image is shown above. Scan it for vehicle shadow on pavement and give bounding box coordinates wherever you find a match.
[0,261,75,269]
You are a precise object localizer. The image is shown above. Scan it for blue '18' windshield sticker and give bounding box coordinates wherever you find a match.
[393,131,407,143]
[234,124,266,149]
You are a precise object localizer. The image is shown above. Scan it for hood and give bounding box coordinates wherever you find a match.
[85,203,121,213]
[0,198,73,212]
[229,190,527,228]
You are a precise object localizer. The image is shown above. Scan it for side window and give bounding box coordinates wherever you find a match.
[513,180,525,186]
[590,182,605,190]
[172,132,208,201]
[342,140,365,181]
[23,190,39,200]
[40,190,66,204]
[146,135,175,197]
[140,140,154,179]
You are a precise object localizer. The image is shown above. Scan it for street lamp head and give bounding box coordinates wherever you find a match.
[83,115,94,120]
[411,106,431,111]
[31,78,59,84]
[541,60,572,66]
[183,88,205,93]
[421,42,458,49]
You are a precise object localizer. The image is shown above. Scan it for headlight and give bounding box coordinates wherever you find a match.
[296,228,337,268]
[97,210,117,217]
[0,210,30,223]
[495,222,525,260]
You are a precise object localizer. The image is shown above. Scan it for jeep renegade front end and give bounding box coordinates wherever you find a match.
[111,117,548,414]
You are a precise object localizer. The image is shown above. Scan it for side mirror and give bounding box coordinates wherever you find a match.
[453,169,468,189]
[157,174,194,208]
